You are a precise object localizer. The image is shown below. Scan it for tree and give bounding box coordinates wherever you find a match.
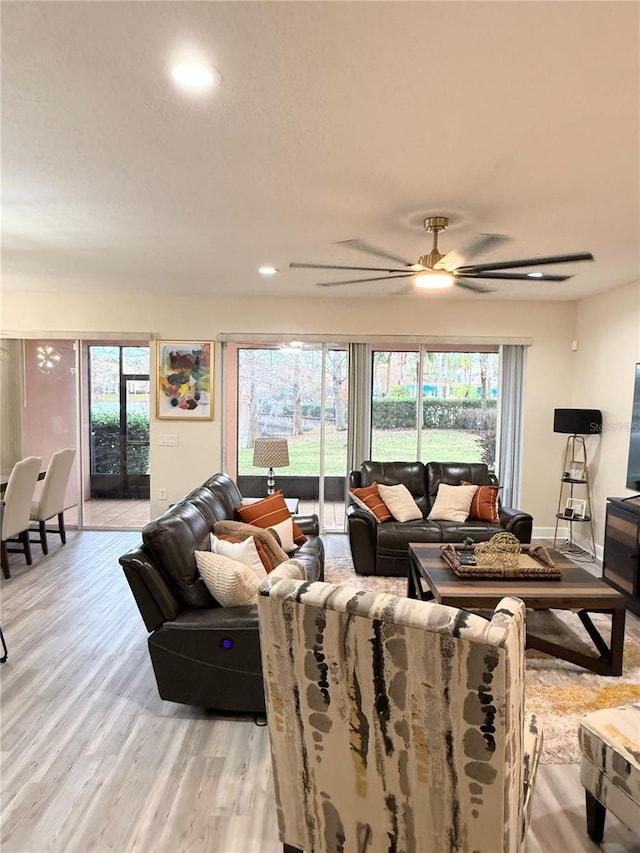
[326,349,347,430]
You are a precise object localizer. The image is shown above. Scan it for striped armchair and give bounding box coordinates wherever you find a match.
[258,578,542,853]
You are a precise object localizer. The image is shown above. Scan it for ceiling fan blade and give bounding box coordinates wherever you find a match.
[436,233,511,272]
[335,239,414,267]
[453,278,496,294]
[317,274,414,288]
[290,262,403,273]
[458,271,571,282]
[456,252,594,274]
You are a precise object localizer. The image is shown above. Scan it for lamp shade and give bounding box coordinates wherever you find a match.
[553,408,602,435]
[252,438,290,469]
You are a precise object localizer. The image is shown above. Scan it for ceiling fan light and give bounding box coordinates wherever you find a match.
[172,63,220,89]
[414,270,454,290]
[527,272,544,278]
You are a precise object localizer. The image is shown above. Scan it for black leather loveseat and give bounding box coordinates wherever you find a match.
[347,461,532,576]
[119,472,324,713]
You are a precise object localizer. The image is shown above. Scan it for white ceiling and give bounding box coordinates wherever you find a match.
[2,1,639,302]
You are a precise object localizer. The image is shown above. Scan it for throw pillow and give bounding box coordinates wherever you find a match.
[349,482,393,523]
[194,551,261,606]
[212,520,289,569]
[210,533,269,577]
[377,483,423,523]
[236,491,307,547]
[268,517,296,552]
[461,481,502,524]
[427,483,478,523]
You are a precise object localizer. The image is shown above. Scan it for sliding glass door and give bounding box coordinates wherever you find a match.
[231,342,349,531]
[370,346,499,468]
[226,339,519,531]
[87,345,150,500]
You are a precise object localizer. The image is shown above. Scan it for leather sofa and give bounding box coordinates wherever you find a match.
[119,472,324,713]
[347,461,533,576]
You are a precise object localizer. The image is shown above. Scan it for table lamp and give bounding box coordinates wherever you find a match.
[252,438,290,495]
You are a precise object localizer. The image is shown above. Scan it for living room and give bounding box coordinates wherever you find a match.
[1,2,639,851]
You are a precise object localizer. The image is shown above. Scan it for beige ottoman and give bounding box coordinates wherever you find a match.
[578,703,640,841]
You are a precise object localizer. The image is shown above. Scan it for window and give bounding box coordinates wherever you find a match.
[371,347,499,468]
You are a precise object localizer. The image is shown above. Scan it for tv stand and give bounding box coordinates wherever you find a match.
[620,494,640,507]
[603,497,640,615]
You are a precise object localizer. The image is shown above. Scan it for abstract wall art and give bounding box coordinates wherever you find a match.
[156,341,213,420]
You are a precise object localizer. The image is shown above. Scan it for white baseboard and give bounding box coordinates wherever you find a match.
[532,526,603,565]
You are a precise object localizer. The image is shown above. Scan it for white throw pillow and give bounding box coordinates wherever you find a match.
[209,533,267,579]
[377,483,423,522]
[194,551,261,606]
[427,483,478,523]
[269,517,296,552]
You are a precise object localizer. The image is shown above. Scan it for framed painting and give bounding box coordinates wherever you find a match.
[156,341,213,420]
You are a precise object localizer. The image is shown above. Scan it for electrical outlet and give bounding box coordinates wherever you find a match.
[159,488,167,500]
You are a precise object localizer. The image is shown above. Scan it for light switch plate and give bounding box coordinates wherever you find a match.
[159,434,178,446]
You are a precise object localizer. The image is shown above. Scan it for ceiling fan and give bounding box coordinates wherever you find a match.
[290,216,594,294]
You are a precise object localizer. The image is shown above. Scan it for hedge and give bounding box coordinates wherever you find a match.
[372,397,496,430]
[90,411,150,474]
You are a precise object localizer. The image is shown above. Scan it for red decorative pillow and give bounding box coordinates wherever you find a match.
[349,482,393,523]
[462,481,501,524]
[236,491,307,547]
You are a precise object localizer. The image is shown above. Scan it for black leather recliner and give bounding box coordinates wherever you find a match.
[119,472,324,712]
[347,461,533,576]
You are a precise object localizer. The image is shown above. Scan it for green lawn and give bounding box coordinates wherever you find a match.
[239,428,483,476]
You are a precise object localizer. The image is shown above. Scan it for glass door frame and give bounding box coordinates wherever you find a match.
[223,341,349,533]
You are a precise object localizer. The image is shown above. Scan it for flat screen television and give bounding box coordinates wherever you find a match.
[626,363,640,492]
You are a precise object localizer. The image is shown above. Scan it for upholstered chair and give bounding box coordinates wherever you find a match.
[29,447,76,554]
[579,703,640,842]
[1,456,43,578]
[258,578,542,853]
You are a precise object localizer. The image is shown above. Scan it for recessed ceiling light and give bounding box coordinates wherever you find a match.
[258,266,278,276]
[172,63,220,89]
[527,272,544,278]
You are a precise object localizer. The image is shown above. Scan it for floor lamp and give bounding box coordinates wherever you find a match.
[553,408,602,556]
[253,438,290,495]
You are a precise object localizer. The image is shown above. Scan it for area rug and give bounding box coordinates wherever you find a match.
[323,557,640,764]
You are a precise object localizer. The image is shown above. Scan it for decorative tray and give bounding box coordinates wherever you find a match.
[440,543,562,580]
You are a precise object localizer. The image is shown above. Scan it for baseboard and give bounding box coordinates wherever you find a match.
[533,526,603,566]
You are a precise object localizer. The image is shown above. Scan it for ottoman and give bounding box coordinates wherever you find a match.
[578,703,640,841]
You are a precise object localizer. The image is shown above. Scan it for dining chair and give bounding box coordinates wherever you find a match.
[1,456,43,579]
[29,447,76,554]
[258,576,542,853]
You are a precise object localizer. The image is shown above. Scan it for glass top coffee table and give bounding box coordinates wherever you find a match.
[408,542,626,676]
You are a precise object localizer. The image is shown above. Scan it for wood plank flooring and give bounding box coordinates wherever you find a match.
[1,531,639,852]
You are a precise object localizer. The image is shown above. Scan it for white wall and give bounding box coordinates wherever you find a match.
[2,290,580,526]
[572,280,640,555]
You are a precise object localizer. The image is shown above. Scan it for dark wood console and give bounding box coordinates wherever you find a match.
[603,496,640,615]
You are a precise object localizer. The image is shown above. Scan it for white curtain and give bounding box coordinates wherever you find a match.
[497,344,526,507]
[347,343,372,475]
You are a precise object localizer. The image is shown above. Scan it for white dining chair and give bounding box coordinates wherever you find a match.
[30,448,76,555]
[1,456,43,578]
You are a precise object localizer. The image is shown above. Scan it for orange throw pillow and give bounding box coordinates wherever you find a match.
[236,491,307,546]
[349,482,393,523]
[462,481,501,524]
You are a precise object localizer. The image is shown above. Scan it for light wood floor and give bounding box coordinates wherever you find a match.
[62,500,345,531]
[1,531,639,852]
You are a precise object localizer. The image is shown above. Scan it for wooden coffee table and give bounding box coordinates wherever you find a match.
[408,543,627,676]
